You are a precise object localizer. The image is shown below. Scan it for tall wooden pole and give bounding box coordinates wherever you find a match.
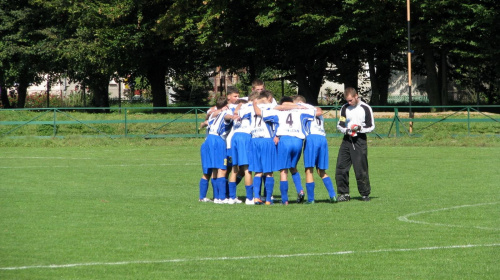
[407,0,413,133]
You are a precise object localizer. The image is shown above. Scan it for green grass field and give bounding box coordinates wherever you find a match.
[1,138,499,279]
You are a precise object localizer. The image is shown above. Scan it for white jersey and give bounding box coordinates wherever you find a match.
[262,108,315,139]
[297,103,325,136]
[232,103,253,134]
[250,103,275,138]
[337,100,375,136]
[208,109,232,140]
[224,104,239,148]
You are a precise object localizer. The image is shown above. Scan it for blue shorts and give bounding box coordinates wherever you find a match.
[249,138,278,173]
[303,134,329,170]
[277,136,303,170]
[230,132,252,166]
[200,135,227,174]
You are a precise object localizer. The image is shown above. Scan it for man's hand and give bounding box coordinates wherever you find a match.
[345,129,356,137]
[350,124,361,132]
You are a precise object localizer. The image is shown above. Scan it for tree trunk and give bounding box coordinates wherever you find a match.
[16,80,28,108]
[147,63,167,111]
[294,59,326,106]
[334,52,360,92]
[88,75,110,111]
[376,50,392,106]
[440,49,448,106]
[367,51,380,106]
[422,42,440,109]
[0,85,12,108]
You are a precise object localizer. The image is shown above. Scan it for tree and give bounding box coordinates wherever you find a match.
[0,0,60,108]
[411,0,500,107]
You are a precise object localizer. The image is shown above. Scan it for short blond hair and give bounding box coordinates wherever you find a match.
[344,87,357,98]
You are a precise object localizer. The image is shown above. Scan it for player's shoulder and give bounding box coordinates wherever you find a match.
[359,101,373,111]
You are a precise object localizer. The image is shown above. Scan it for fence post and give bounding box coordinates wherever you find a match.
[467,106,471,136]
[395,108,400,138]
[124,109,128,137]
[196,109,199,135]
[53,109,57,137]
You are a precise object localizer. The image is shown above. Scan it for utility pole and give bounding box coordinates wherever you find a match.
[407,0,414,133]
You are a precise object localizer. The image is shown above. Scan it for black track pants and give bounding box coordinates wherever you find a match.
[335,135,371,196]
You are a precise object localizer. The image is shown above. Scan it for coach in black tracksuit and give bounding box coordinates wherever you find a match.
[335,87,375,202]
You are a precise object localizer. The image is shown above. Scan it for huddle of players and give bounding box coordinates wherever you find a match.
[198,86,337,205]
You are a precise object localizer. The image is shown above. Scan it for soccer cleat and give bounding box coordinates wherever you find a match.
[281,201,289,205]
[245,199,255,205]
[221,198,230,204]
[329,196,337,203]
[362,195,371,202]
[265,201,274,205]
[297,191,305,203]
[254,198,264,205]
[199,198,213,202]
[337,194,351,202]
[227,198,236,205]
[305,201,315,205]
[233,198,243,204]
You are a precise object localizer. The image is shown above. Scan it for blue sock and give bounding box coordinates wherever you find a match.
[199,178,209,200]
[245,185,253,200]
[265,177,275,202]
[306,182,315,202]
[229,182,237,199]
[217,178,226,200]
[212,178,219,199]
[225,179,230,199]
[323,177,336,198]
[219,178,227,200]
[280,181,289,203]
[253,177,262,199]
[291,172,304,194]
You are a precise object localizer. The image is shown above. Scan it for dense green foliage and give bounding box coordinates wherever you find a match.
[1,0,498,108]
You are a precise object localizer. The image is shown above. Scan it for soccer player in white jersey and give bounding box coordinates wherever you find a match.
[292,95,337,204]
[257,96,316,205]
[250,91,278,205]
[203,87,242,202]
[199,96,227,202]
[228,91,260,204]
[200,96,238,204]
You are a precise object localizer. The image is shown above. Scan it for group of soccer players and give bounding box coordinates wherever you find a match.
[198,80,338,205]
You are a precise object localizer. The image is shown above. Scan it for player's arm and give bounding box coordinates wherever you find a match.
[233,102,243,116]
[315,107,323,117]
[206,105,229,120]
[273,103,306,111]
[360,105,375,133]
[337,106,349,135]
[253,99,263,116]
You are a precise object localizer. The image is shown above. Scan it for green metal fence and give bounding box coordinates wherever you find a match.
[0,105,498,139]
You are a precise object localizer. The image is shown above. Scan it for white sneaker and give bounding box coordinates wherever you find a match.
[221,198,230,204]
[199,198,213,202]
[233,198,243,204]
[245,199,255,205]
[227,198,236,205]
[214,199,222,204]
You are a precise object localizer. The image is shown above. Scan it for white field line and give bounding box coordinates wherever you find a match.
[1,243,499,271]
[0,163,198,169]
[397,202,500,231]
[0,156,92,160]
